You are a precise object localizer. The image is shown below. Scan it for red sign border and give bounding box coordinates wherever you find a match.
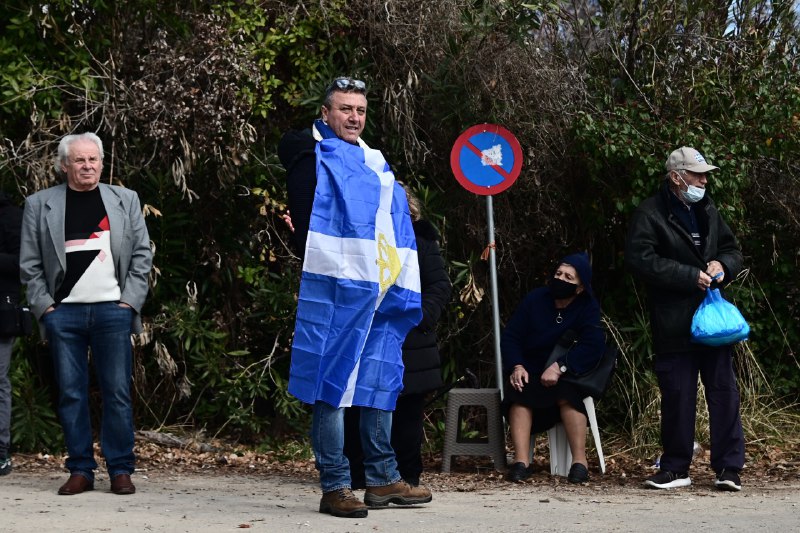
[450,124,523,196]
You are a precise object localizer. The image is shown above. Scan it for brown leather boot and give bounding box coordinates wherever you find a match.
[110,473,136,495]
[319,488,368,518]
[364,480,432,507]
[57,474,94,495]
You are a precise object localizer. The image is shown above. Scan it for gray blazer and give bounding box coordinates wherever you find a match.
[19,183,153,335]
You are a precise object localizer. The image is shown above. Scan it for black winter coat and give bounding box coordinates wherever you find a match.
[277,128,318,255]
[625,183,743,353]
[401,219,451,395]
[0,192,22,303]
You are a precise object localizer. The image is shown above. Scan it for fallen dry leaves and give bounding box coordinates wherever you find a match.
[10,432,799,493]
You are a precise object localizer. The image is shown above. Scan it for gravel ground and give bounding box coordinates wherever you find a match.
[1,436,798,532]
[1,460,798,532]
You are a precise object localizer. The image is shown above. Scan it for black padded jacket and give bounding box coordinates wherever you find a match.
[0,192,22,303]
[277,128,317,256]
[401,219,451,395]
[625,182,743,354]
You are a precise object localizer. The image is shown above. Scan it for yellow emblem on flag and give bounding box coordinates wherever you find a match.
[377,233,401,293]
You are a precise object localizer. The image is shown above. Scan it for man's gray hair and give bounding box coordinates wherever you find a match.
[54,132,104,176]
[665,168,686,181]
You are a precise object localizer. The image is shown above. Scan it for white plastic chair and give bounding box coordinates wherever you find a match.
[531,396,605,476]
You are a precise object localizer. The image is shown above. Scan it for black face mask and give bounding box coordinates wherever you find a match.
[549,278,580,300]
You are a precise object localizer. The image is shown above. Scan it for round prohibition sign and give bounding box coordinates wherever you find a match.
[450,123,523,196]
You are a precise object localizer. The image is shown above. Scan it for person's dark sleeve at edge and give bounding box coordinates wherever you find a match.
[413,219,451,332]
[0,193,22,305]
[278,129,317,257]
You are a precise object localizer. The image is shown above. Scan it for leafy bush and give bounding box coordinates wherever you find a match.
[3,0,800,458]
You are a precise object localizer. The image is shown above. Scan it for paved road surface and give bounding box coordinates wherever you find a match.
[1,470,798,532]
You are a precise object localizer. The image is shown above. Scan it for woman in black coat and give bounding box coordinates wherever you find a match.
[0,191,22,475]
[345,188,451,487]
[501,252,605,484]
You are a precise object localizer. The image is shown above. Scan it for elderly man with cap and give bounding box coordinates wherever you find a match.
[625,146,745,491]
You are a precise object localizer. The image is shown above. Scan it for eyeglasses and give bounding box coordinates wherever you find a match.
[326,77,367,95]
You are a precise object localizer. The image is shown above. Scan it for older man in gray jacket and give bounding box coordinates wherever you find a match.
[20,132,152,496]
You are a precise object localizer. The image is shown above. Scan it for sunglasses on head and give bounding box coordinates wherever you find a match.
[327,77,367,93]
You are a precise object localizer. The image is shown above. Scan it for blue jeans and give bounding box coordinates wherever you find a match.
[43,303,135,480]
[0,338,12,457]
[312,401,401,492]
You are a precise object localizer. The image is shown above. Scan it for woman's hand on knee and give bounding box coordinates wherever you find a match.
[509,365,529,392]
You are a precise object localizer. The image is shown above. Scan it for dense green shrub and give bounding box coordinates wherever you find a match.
[1,0,798,455]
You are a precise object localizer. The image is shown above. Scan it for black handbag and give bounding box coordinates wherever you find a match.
[545,330,618,399]
[0,297,33,338]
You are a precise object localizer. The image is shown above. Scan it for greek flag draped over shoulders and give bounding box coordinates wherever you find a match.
[288,120,422,411]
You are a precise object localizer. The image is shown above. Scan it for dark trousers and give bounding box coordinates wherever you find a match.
[344,393,426,488]
[654,346,745,474]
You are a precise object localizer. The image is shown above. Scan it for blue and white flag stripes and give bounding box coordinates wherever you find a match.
[288,120,422,411]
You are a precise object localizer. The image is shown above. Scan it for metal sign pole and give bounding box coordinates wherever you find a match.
[486,195,504,400]
[450,122,521,401]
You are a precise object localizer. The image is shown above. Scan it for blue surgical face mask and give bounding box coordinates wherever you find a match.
[678,175,706,203]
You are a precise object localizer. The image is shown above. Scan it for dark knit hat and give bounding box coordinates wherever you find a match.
[557,251,593,297]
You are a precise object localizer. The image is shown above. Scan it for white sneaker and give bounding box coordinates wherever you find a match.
[644,470,691,489]
[715,469,742,492]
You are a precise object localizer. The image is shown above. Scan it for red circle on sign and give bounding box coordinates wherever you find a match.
[450,124,523,196]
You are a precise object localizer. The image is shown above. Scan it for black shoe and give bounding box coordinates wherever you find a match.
[567,463,589,484]
[506,462,533,482]
[715,469,742,492]
[0,456,11,476]
[643,470,691,489]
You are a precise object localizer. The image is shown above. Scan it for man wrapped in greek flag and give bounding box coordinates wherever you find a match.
[289,120,422,410]
[279,79,433,516]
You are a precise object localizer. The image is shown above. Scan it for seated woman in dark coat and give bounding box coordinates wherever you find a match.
[501,252,604,484]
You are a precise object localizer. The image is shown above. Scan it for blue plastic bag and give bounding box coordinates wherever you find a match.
[690,288,750,346]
